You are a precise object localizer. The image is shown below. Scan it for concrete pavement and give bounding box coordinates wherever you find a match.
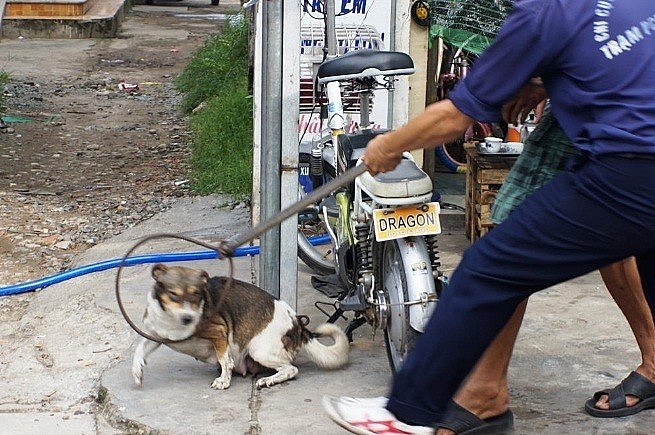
[0,195,653,434]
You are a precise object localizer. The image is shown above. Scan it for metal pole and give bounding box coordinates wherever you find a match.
[423,36,441,178]
[387,0,398,127]
[325,0,337,57]
[258,0,283,298]
[279,2,301,309]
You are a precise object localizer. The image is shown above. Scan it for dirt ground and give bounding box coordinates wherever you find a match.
[0,1,241,294]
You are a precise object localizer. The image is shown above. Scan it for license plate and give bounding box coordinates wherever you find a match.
[372,202,441,242]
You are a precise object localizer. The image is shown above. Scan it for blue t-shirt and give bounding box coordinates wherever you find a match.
[449,0,655,155]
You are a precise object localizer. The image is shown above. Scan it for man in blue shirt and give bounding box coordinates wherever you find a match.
[323,1,655,433]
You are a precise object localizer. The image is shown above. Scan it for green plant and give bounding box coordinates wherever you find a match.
[176,17,249,114]
[0,71,9,115]
[189,81,253,197]
[177,16,253,197]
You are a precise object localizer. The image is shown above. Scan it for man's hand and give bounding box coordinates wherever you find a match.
[362,134,403,175]
[502,78,548,125]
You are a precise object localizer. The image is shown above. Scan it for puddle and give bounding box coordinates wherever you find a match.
[1,115,32,124]
[174,13,229,20]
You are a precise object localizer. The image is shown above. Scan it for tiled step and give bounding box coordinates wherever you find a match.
[5,0,88,19]
[1,0,127,38]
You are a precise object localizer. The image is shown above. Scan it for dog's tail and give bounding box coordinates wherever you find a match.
[302,322,349,369]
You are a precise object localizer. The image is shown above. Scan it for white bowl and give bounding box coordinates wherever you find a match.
[479,137,502,153]
[502,141,524,154]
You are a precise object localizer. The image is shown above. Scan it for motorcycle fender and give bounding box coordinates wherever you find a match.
[395,237,437,333]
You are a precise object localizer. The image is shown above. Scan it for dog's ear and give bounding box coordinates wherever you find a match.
[199,270,212,302]
[152,263,168,281]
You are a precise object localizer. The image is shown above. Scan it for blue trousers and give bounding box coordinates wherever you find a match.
[387,153,655,425]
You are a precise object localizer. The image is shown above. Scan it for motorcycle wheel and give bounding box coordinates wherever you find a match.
[381,239,419,373]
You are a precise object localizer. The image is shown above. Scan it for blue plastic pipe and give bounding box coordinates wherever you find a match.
[0,234,331,297]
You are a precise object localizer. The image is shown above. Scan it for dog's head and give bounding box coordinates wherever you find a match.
[150,263,209,329]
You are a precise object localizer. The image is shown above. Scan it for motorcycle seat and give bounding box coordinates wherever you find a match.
[317,49,415,84]
[356,157,433,199]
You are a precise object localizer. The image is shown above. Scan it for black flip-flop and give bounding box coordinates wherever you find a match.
[585,371,655,418]
[438,400,514,434]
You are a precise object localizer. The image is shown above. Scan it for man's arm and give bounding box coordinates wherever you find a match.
[362,79,548,175]
[362,99,472,174]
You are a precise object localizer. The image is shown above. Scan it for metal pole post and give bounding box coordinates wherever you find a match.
[279,2,301,309]
[255,0,300,306]
[258,0,282,298]
[325,0,337,57]
[423,36,441,179]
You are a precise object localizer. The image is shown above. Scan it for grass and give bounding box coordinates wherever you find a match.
[189,83,253,196]
[0,71,9,115]
[177,18,249,115]
[176,17,253,198]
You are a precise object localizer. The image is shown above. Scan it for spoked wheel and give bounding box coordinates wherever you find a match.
[297,226,335,275]
[297,151,338,276]
[296,171,336,275]
[381,239,419,373]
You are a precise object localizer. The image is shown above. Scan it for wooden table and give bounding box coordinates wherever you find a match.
[465,143,518,242]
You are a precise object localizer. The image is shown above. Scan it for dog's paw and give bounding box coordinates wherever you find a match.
[210,377,231,390]
[132,372,144,387]
[132,361,145,387]
[255,378,270,389]
[256,377,283,389]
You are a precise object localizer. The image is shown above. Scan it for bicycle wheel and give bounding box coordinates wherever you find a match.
[436,122,494,172]
[436,140,467,172]
[298,225,335,276]
[297,152,336,275]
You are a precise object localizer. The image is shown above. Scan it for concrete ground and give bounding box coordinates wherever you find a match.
[2,1,651,431]
[1,194,654,434]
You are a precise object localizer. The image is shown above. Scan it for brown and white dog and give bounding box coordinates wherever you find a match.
[131,264,349,389]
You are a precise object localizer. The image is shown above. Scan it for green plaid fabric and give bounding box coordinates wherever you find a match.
[490,109,579,224]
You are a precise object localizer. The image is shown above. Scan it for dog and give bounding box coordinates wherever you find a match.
[131,263,349,389]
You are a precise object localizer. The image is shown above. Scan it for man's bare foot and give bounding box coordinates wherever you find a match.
[585,368,655,417]
[593,393,640,410]
[592,365,655,410]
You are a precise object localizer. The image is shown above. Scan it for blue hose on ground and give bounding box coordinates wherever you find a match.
[0,234,331,297]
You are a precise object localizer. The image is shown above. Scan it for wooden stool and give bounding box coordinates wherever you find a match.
[464,143,518,242]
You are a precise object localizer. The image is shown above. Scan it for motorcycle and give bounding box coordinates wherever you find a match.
[297,48,446,372]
